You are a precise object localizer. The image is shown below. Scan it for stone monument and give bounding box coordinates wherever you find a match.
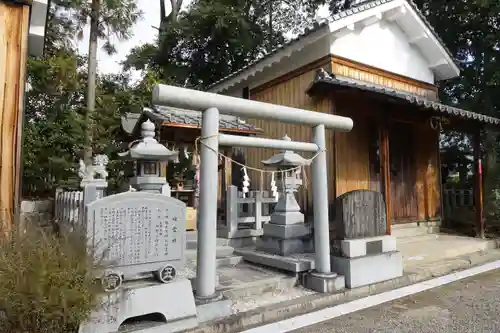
[330,190,403,288]
[256,135,313,255]
[79,122,197,333]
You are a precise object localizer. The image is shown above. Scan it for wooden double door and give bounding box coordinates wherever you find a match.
[388,122,419,223]
[367,120,419,223]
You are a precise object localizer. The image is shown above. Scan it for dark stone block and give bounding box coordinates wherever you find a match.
[333,190,387,240]
[366,240,383,255]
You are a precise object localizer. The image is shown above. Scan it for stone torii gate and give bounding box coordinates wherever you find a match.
[152,84,354,300]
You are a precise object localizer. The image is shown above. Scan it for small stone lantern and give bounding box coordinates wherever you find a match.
[257,135,312,256]
[119,120,178,193]
[262,135,310,225]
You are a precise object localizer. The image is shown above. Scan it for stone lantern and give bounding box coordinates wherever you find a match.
[119,120,178,193]
[258,135,313,256]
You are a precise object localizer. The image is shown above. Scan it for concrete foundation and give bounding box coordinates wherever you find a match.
[331,251,403,288]
[79,278,198,333]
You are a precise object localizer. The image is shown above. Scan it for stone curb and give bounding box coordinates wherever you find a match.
[185,249,500,333]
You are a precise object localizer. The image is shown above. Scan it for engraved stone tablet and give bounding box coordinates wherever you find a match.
[86,191,186,280]
[333,190,386,240]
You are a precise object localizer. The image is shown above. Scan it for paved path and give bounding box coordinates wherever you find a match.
[291,269,500,333]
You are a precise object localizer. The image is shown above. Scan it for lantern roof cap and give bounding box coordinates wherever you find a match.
[118,120,179,161]
[262,134,310,167]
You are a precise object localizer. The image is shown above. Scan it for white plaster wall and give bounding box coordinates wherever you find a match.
[330,20,434,84]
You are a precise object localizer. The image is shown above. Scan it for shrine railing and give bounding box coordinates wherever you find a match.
[443,188,474,212]
[218,185,278,239]
[54,188,84,230]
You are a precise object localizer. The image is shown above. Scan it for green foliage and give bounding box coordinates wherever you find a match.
[23,0,147,197]
[124,0,322,89]
[0,227,102,333]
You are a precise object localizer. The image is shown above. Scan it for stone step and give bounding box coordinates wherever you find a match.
[392,224,434,239]
[396,233,440,244]
[185,245,235,259]
[186,238,230,250]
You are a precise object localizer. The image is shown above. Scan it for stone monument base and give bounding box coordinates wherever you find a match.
[332,235,397,258]
[303,271,345,293]
[331,251,403,289]
[79,278,198,333]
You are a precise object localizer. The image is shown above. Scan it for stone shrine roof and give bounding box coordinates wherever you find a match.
[121,105,262,136]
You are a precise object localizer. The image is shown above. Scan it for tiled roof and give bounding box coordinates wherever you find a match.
[307,69,500,125]
[208,0,458,91]
[121,106,261,135]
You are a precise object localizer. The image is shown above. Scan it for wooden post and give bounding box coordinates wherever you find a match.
[380,123,392,234]
[436,130,445,223]
[0,2,30,233]
[473,130,484,238]
[222,148,232,200]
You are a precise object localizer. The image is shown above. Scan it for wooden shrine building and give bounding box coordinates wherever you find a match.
[0,0,50,230]
[207,0,500,236]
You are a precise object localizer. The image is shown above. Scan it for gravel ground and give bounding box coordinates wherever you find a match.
[292,269,500,333]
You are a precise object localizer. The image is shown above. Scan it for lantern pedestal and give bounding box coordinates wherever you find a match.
[257,211,313,256]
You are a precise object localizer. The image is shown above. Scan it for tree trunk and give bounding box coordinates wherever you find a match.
[84,0,100,166]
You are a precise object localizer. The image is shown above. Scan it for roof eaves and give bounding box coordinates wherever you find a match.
[207,21,330,92]
[308,69,500,125]
[403,0,461,72]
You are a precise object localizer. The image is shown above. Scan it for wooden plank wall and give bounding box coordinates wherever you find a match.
[334,104,371,196]
[247,58,334,210]
[415,126,441,220]
[0,2,30,232]
[331,56,438,100]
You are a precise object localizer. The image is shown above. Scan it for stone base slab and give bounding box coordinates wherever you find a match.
[333,235,397,258]
[235,248,315,272]
[263,223,312,239]
[196,298,233,323]
[257,236,313,256]
[331,251,403,289]
[303,271,345,293]
[79,278,198,333]
[270,211,305,225]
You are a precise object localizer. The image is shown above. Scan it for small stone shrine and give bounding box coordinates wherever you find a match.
[330,190,403,289]
[79,121,197,333]
[256,135,313,256]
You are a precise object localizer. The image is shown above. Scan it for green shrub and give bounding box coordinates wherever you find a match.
[0,227,103,333]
